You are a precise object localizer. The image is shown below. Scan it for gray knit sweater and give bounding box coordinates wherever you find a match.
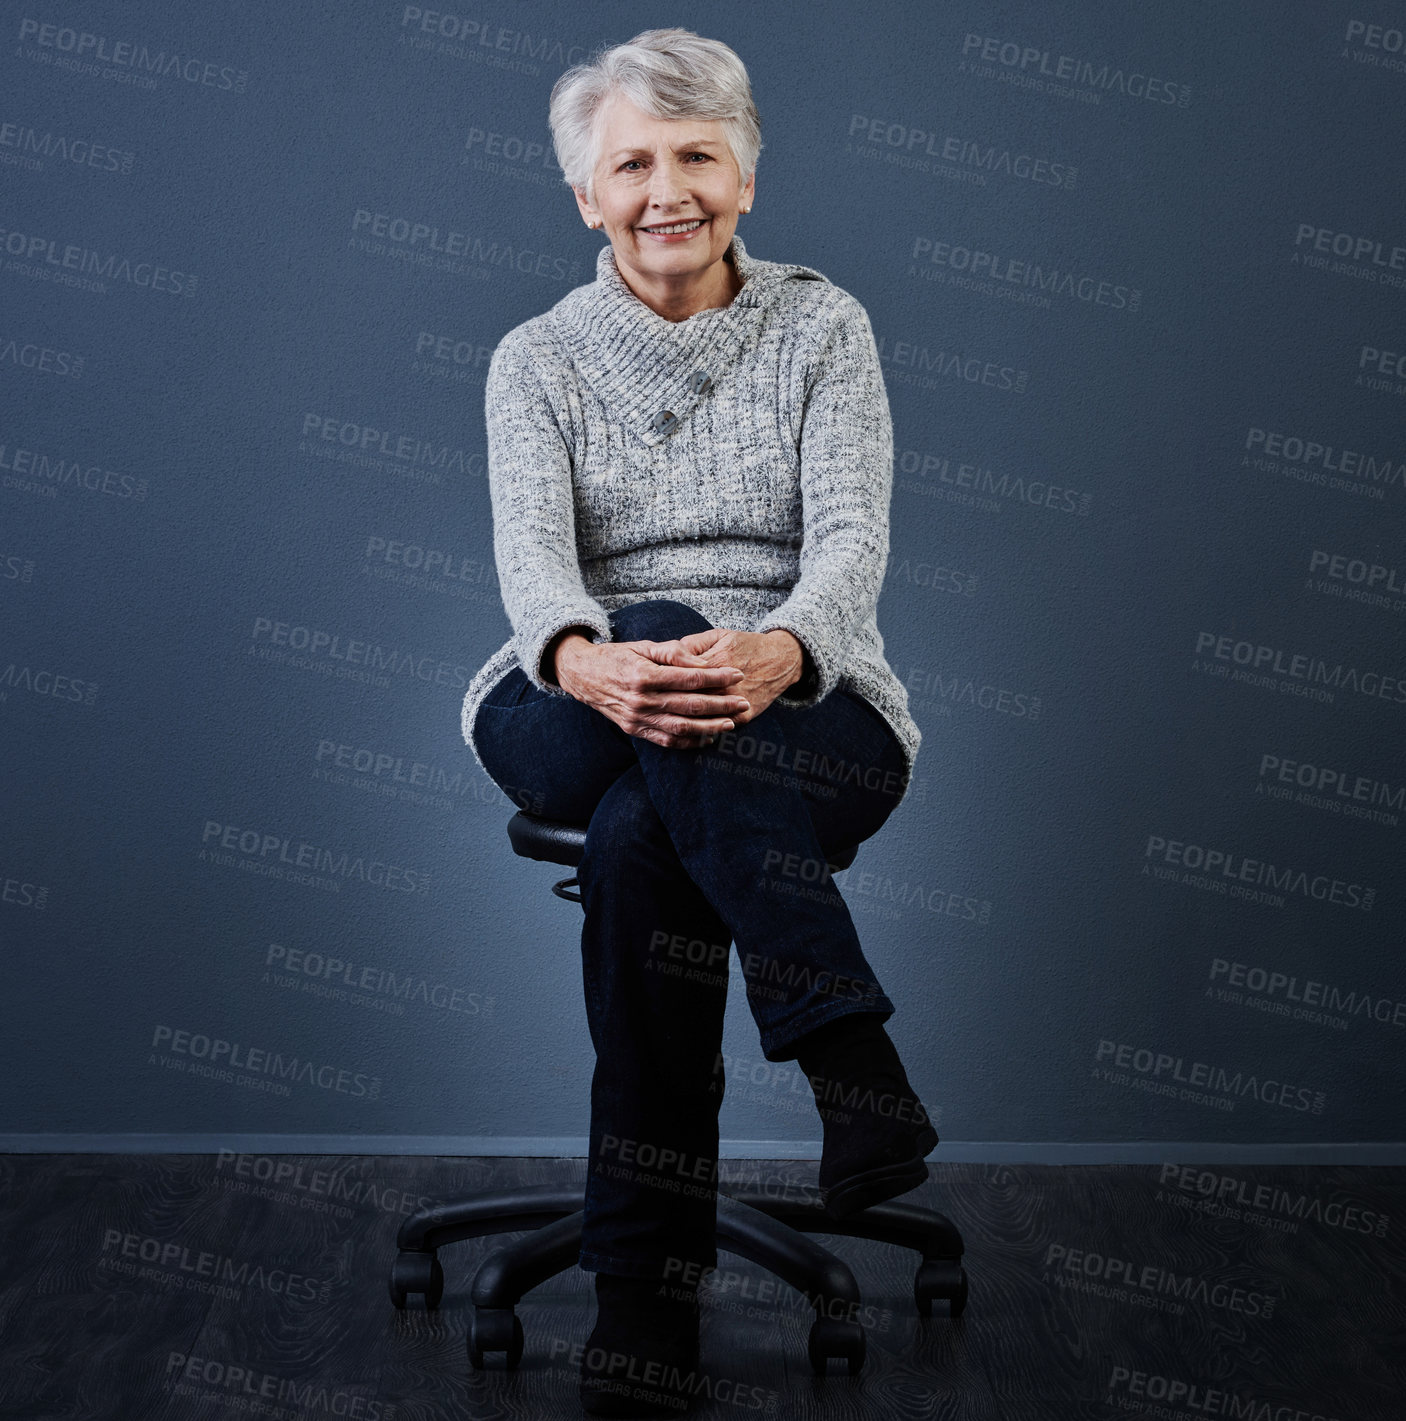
[460,233,921,805]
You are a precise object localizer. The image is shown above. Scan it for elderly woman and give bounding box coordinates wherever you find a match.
[460,27,934,1416]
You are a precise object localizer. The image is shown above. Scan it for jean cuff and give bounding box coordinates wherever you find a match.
[757,997,895,1063]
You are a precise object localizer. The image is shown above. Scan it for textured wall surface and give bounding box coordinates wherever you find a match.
[3,1,1402,1156]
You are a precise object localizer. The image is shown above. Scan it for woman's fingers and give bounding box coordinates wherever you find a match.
[642,638,716,665]
[596,642,752,744]
[642,653,744,687]
[627,708,737,747]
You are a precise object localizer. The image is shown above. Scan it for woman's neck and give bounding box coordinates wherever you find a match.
[619,247,745,324]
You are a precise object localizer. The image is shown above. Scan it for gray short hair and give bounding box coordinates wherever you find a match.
[548,27,762,209]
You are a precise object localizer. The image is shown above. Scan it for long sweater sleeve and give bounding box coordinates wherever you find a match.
[753,294,894,707]
[484,333,613,694]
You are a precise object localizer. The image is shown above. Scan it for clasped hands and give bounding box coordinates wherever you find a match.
[552,626,805,749]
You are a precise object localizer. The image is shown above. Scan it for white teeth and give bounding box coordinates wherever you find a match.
[643,219,704,234]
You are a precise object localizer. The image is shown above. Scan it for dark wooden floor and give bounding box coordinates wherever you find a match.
[0,1154,1401,1419]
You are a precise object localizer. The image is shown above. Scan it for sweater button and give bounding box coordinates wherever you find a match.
[690,369,712,395]
[652,409,678,433]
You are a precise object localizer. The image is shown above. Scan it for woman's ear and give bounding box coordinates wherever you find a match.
[571,184,600,229]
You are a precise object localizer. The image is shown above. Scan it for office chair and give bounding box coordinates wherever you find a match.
[389,811,969,1376]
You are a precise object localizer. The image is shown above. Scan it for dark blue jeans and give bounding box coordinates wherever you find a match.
[472,598,910,1279]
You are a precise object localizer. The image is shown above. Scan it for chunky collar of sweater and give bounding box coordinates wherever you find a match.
[549,233,830,449]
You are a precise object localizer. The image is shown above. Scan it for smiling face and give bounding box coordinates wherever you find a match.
[572,91,755,310]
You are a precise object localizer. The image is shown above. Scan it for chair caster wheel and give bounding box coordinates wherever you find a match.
[915,1260,967,1317]
[467,1307,524,1370]
[389,1251,444,1310]
[807,1318,865,1375]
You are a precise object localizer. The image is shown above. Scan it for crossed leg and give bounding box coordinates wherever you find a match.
[471,598,910,1276]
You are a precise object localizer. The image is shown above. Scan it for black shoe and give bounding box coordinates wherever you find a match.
[793,1012,939,1219]
[578,1270,701,1417]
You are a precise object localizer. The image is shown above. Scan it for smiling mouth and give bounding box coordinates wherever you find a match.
[638,218,708,234]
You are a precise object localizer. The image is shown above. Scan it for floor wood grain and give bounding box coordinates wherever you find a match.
[0,1156,1400,1419]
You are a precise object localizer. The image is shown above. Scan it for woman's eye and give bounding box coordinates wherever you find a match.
[620,154,710,171]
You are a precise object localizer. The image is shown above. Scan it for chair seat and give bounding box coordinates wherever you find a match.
[506,811,859,873]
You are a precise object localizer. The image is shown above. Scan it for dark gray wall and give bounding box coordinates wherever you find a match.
[3,0,1401,1158]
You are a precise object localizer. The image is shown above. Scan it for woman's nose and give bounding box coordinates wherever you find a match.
[646,166,687,205]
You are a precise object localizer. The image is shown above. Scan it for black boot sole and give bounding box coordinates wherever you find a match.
[578,1284,699,1417]
[819,1122,939,1219]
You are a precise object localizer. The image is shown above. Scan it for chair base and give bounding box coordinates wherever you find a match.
[446,815,964,1376]
[389,1181,967,1377]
